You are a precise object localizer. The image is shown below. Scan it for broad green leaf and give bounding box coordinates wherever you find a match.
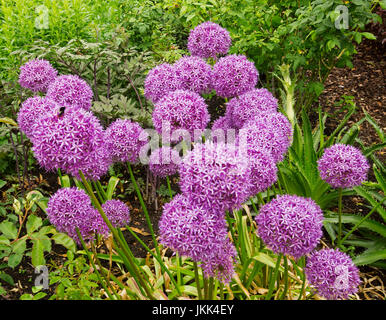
[353,249,386,266]
[26,215,43,235]
[361,32,376,40]
[106,176,120,200]
[0,221,17,240]
[0,117,17,126]
[0,180,6,189]
[12,238,26,255]
[31,239,45,267]
[8,253,23,268]
[52,233,76,252]
[354,186,386,222]
[324,212,386,237]
[0,273,14,286]
[60,175,71,188]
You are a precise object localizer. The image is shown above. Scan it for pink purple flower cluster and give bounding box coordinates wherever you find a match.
[179,141,252,213]
[159,194,236,282]
[46,74,93,111]
[317,144,369,189]
[305,248,361,300]
[174,56,213,95]
[187,21,231,59]
[102,199,131,228]
[46,187,109,244]
[212,54,258,98]
[255,195,324,259]
[31,106,111,181]
[144,63,181,104]
[240,112,293,163]
[152,90,210,141]
[18,59,58,93]
[226,88,278,129]
[149,146,181,178]
[17,96,59,139]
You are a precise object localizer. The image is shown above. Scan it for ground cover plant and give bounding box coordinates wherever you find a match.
[0,0,385,301]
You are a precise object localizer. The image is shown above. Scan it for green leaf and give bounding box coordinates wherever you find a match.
[12,238,26,255]
[0,221,17,240]
[324,212,386,237]
[31,239,45,267]
[361,32,376,40]
[60,175,71,188]
[26,215,43,235]
[0,180,6,189]
[0,273,14,286]
[354,186,386,222]
[353,249,386,266]
[106,176,120,200]
[52,233,76,252]
[8,253,23,268]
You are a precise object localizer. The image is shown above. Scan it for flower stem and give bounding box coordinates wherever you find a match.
[337,187,343,247]
[166,176,173,200]
[127,163,160,258]
[193,261,203,300]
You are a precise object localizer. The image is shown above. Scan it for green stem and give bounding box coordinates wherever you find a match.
[166,176,173,200]
[57,168,64,187]
[279,255,288,300]
[265,253,282,300]
[78,170,155,299]
[127,163,160,258]
[93,181,105,204]
[250,197,259,214]
[208,277,214,300]
[203,276,209,299]
[338,187,343,247]
[193,261,203,300]
[96,180,108,201]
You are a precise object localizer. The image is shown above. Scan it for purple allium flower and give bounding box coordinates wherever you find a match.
[152,90,210,142]
[305,248,361,300]
[200,237,237,284]
[46,187,109,244]
[105,118,149,164]
[187,21,231,59]
[226,88,278,129]
[179,141,252,212]
[255,195,324,259]
[317,144,369,189]
[46,75,93,111]
[211,115,237,144]
[246,148,278,196]
[174,56,213,95]
[17,96,59,139]
[144,63,181,104]
[240,112,293,163]
[212,54,258,98]
[32,107,109,180]
[18,59,58,93]
[102,199,130,228]
[149,146,181,178]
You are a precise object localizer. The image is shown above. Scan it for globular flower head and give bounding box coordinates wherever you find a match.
[32,107,109,180]
[149,146,181,178]
[152,90,210,142]
[305,248,361,300]
[211,115,237,144]
[200,237,237,284]
[246,148,278,196]
[18,59,58,93]
[226,88,278,129]
[240,112,293,163]
[255,194,324,259]
[105,118,148,164]
[212,54,258,98]
[187,21,231,59]
[102,199,130,228]
[144,63,181,104]
[46,75,93,111]
[159,194,229,261]
[179,141,252,212]
[317,144,369,189]
[17,96,59,140]
[46,187,109,244]
[174,56,213,95]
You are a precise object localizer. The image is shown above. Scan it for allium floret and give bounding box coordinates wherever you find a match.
[187,21,231,59]
[317,144,369,189]
[19,59,58,93]
[305,248,361,300]
[149,146,181,178]
[102,199,131,228]
[46,74,93,111]
[255,194,323,259]
[212,54,258,98]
